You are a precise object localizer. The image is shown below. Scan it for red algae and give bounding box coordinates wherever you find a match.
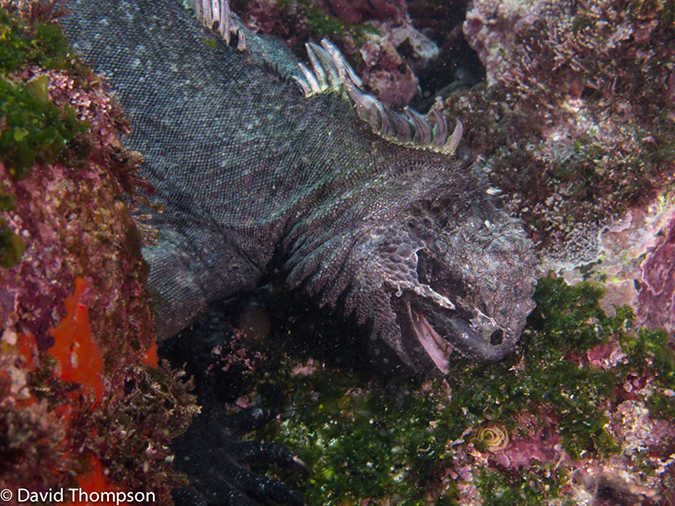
[48,277,104,403]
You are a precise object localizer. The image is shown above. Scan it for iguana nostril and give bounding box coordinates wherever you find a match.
[490,329,504,345]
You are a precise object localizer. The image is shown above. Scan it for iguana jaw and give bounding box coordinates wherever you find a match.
[408,304,453,375]
[394,296,519,377]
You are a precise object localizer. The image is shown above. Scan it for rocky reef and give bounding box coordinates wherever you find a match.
[1,0,674,504]
[0,3,197,502]
[453,0,675,344]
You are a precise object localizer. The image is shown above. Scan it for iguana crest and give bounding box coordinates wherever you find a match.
[295,39,464,157]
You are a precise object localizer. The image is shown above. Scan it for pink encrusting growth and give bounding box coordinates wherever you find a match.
[638,217,675,336]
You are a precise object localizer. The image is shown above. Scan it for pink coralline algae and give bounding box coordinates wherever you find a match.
[0,68,153,358]
[585,341,626,371]
[359,33,419,108]
[481,411,569,471]
[207,327,266,374]
[463,0,675,110]
[638,213,675,336]
[579,197,675,338]
[357,20,440,108]
[492,433,565,470]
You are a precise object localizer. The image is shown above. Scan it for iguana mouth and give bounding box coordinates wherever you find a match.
[395,297,517,376]
[408,304,453,374]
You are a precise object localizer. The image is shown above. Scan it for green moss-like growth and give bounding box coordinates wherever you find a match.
[0,7,89,178]
[0,8,71,73]
[0,77,88,177]
[0,217,24,267]
[290,0,379,46]
[250,373,457,504]
[237,277,674,504]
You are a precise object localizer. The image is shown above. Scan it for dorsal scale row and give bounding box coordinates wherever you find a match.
[186,0,461,155]
[295,40,463,156]
[185,0,246,50]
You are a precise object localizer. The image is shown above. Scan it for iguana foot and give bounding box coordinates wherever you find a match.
[171,408,307,506]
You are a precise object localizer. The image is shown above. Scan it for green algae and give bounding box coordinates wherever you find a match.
[0,76,87,177]
[476,466,569,506]
[276,0,379,45]
[0,9,71,74]
[0,8,89,179]
[238,276,674,504]
[252,372,458,504]
[0,217,24,267]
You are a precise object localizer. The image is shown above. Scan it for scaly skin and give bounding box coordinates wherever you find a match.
[61,0,537,376]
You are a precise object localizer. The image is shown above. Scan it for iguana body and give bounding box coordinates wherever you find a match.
[61,0,537,376]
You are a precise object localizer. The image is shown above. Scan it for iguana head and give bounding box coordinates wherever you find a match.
[340,183,538,377]
[286,39,538,376]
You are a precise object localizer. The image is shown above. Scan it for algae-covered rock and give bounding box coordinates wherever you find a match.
[0,3,197,502]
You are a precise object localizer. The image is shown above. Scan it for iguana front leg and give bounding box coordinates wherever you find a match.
[143,213,265,339]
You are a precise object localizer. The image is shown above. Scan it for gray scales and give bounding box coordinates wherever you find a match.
[61,0,537,376]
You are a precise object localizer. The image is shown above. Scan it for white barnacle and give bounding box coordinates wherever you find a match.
[414,284,455,310]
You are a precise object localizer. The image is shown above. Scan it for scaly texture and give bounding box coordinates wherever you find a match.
[61,0,537,376]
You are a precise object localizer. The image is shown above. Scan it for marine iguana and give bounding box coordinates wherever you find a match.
[57,0,538,503]
[60,0,536,377]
